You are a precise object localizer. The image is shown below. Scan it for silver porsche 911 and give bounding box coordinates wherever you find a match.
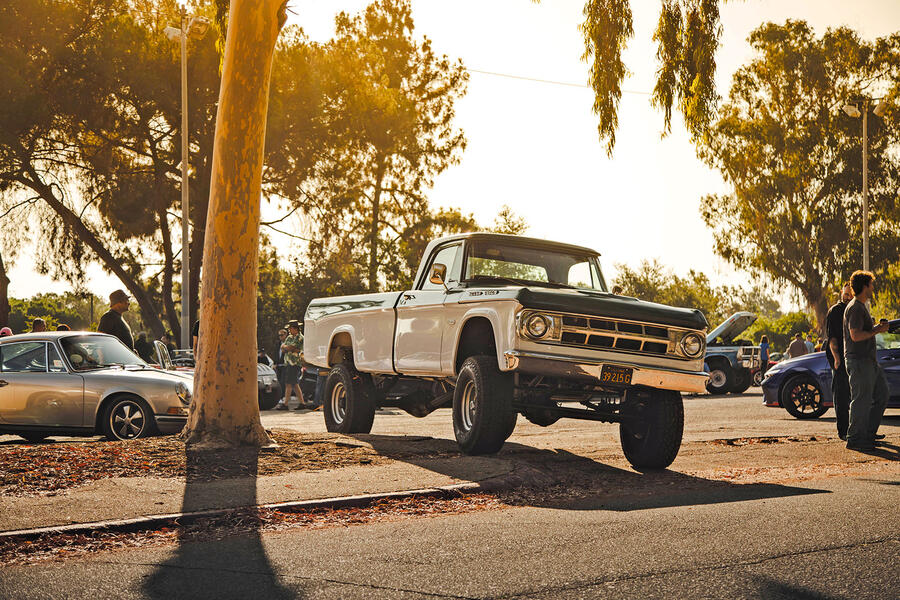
[0,332,192,442]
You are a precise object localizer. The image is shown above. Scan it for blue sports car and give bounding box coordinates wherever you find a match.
[762,319,900,418]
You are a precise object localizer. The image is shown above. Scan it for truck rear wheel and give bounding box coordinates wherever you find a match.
[619,390,683,470]
[453,355,517,455]
[323,363,376,434]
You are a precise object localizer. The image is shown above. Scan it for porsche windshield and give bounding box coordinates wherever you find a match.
[60,335,146,371]
[464,241,607,291]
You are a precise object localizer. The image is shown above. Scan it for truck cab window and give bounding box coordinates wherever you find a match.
[421,244,461,290]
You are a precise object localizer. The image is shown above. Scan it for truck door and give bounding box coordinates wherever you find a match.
[394,242,462,374]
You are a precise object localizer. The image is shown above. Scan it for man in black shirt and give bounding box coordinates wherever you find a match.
[97,289,134,350]
[825,282,853,440]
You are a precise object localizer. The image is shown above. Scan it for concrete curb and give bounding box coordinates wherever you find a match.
[0,463,552,543]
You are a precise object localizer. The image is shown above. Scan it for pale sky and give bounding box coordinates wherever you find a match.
[8,0,900,304]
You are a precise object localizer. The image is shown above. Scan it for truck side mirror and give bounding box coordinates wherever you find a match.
[430,263,450,292]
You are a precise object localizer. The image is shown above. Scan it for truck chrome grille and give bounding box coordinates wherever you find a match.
[558,314,678,357]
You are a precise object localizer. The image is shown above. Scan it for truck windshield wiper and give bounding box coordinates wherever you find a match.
[470,274,527,286]
[470,275,581,290]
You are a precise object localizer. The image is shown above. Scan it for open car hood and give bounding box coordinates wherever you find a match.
[706,311,757,345]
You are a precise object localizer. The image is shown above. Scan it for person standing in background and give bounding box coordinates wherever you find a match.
[804,333,815,354]
[276,320,304,410]
[787,333,808,359]
[273,328,287,400]
[30,318,47,333]
[97,290,133,350]
[758,335,770,379]
[134,331,155,362]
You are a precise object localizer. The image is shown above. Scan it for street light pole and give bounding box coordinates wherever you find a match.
[179,6,191,351]
[861,98,869,272]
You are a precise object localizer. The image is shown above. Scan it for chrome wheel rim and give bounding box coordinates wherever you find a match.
[460,380,478,431]
[709,369,727,388]
[789,382,820,414]
[111,401,146,439]
[330,382,347,425]
[753,371,763,386]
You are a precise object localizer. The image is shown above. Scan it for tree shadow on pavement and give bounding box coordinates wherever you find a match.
[352,434,828,513]
[142,447,295,600]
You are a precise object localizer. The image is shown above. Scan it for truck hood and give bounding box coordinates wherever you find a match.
[515,287,708,331]
[706,311,757,344]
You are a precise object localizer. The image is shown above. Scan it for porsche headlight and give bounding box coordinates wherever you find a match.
[175,381,192,405]
[680,333,705,358]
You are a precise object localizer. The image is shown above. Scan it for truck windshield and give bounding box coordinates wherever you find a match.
[464,240,607,292]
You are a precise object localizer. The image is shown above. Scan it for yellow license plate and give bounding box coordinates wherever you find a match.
[600,365,633,385]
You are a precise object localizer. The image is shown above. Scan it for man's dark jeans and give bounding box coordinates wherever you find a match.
[830,365,850,439]
[845,357,888,444]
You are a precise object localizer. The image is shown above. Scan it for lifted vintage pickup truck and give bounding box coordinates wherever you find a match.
[304,233,709,469]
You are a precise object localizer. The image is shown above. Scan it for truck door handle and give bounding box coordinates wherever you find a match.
[0,380,8,387]
[403,294,416,301]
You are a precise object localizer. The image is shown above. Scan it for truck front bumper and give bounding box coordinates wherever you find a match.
[504,350,709,394]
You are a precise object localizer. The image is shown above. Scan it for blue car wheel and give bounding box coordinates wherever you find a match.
[780,374,828,419]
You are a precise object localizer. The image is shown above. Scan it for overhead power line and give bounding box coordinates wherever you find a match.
[468,68,652,96]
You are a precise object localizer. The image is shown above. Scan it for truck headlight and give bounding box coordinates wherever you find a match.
[175,381,192,405]
[680,333,705,358]
[524,313,551,339]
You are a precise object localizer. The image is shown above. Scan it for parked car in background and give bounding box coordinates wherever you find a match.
[704,312,760,394]
[762,319,900,418]
[0,332,193,442]
[161,348,284,411]
[257,363,282,410]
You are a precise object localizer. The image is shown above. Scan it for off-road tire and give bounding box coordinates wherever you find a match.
[323,363,376,434]
[780,374,828,419]
[453,355,517,454]
[705,362,733,395]
[730,369,752,394]
[619,390,683,470]
[102,395,156,441]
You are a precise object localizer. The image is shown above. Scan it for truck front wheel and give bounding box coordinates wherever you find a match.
[323,363,376,434]
[619,389,683,470]
[705,361,733,395]
[453,356,517,455]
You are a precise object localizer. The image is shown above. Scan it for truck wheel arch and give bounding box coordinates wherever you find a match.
[328,330,355,366]
[454,316,499,374]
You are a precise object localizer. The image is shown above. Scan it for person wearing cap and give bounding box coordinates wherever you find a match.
[0,326,12,337]
[276,320,304,410]
[98,289,134,350]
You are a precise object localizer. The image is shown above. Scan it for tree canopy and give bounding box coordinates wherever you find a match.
[613,259,780,326]
[579,0,723,154]
[697,20,900,331]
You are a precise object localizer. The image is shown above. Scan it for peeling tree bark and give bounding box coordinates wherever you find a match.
[180,0,287,448]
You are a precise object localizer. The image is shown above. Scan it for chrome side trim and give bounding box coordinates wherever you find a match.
[504,350,709,394]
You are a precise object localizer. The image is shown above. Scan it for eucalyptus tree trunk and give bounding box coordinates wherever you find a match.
[180,0,287,448]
